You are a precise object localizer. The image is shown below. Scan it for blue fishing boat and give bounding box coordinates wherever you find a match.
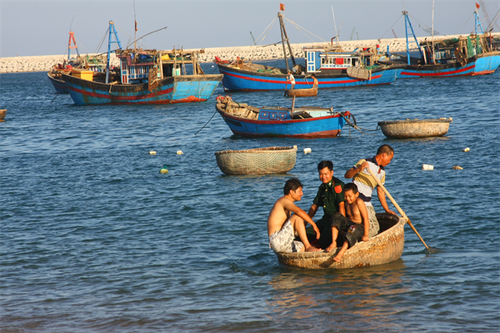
[215,12,400,92]
[63,21,223,105]
[215,96,351,138]
[382,9,500,78]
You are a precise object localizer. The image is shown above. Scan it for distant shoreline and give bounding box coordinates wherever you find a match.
[1,33,498,74]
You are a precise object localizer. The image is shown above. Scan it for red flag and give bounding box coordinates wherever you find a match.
[280,3,285,11]
[476,2,480,9]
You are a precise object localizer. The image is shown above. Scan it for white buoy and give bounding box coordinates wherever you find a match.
[303,148,312,154]
[422,164,434,170]
[462,147,470,152]
[177,150,183,155]
[149,151,157,155]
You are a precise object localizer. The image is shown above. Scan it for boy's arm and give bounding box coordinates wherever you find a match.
[339,201,346,217]
[308,204,319,218]
[357,198,370,241]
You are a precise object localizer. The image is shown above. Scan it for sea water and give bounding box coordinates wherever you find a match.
[1,66,499,332]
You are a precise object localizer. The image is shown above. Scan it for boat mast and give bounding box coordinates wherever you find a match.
[278,12,296,72]
[403,11,424,65]
[474,5,485,34]
[106,21,123,84]
[67,31,80,61]
[431,0,435,64]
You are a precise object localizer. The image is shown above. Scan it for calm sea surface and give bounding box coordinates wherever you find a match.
[1,65,499,332]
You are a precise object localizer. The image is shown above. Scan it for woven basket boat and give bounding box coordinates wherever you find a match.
[276,213,407,269]
[0,109,6,121]
[378,118,452,139]
[215,146,297,175]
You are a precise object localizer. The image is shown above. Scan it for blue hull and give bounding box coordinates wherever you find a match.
[217,64,398,91]
[47,73,69,94]
[62,74,223,105]
[216,104,347,138]
[397,53,500,78]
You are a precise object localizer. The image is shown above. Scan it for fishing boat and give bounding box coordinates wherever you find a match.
[378,118,452,139]
[63,21,223,105]
[215,95,351,138]
[215,12,400,92]
[276,214,407,269]
[382,10,500,78]
[215,146,297,175]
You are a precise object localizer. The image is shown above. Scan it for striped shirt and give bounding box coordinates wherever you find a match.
[352,157,385,206]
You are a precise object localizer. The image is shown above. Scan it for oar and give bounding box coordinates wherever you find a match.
[366,168,430,251]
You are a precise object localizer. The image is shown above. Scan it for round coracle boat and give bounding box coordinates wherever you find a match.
[215,146,297,175]
[378,118,452,139]
[276,214,406,269]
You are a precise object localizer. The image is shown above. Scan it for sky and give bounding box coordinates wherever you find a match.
[1,0,499,57]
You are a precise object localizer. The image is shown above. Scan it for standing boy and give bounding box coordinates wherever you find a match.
[344,145,396,237]
[308,161,345,249]
[286,70,295,90]
[268,178,321,253]
[326,183,369,262]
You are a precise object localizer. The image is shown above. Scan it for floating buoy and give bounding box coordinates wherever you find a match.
[303,148,312,154]
[422,164,434,170]
[160,167,169,174]
[177,150,183,155]
[149,150,157,155]
[462,147,470,152]
[453,165,463,170]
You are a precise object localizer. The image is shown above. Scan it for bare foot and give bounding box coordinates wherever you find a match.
[333,254,343,262]
[326,242,337,252]
[305,245,321,252]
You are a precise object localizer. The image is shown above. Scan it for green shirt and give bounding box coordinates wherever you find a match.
[313,176,345,220]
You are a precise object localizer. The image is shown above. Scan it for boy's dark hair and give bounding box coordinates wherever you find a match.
[317,160,333,171]
[377,144,394,156]
[284,177,302,195]
[344,183,358,193]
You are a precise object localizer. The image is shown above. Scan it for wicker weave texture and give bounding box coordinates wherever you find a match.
[276,216,406,269]
[378,118,452,138]
[215,146,297,175]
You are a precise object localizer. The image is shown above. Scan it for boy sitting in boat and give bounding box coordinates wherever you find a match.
[268,178,321,253]
[326,183,370,262]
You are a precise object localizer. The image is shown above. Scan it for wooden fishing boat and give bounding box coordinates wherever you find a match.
[0,109,6,121]
[215,12,399,92]
[215,146,297,175]
[378,118,452,139]
[382,10,500,78]
[62,21,222,105]
[215,96,351,138]
[276,214,407,269]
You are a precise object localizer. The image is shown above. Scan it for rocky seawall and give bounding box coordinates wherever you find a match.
[1,34,498,73]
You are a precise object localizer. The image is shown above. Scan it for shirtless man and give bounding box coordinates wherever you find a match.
[326,183,370,262]
[268,178,321,253]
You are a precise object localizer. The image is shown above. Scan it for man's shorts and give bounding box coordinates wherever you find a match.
[269,219,304,253]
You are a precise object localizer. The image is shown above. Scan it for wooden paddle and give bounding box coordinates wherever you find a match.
[366,168,430,251]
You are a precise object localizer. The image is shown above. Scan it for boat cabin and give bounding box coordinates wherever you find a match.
[304,45,380,73]
[115,49,205,84]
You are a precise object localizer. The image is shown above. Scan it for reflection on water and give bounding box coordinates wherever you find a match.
[267,260,411,331]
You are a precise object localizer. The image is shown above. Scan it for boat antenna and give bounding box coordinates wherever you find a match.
[431,0,435,64]
[133,0,137,50]
[331,6,339,45]
[125,26,168,49]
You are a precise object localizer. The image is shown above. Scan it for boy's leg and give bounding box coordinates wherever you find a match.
[333,241,349,262]
[325,227,339,252]
[290,215,320,252]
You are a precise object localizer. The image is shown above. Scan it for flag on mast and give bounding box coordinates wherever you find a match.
[280,3,285,11]
[476,2,480,9]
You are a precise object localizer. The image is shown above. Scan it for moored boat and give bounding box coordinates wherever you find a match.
[216,12,400,92]
[215,146,297,175]
[285,75,318,97]
[381,10,500,78]
[276,214,406,269]
[215,95,351,138]
[378,118,452,139]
